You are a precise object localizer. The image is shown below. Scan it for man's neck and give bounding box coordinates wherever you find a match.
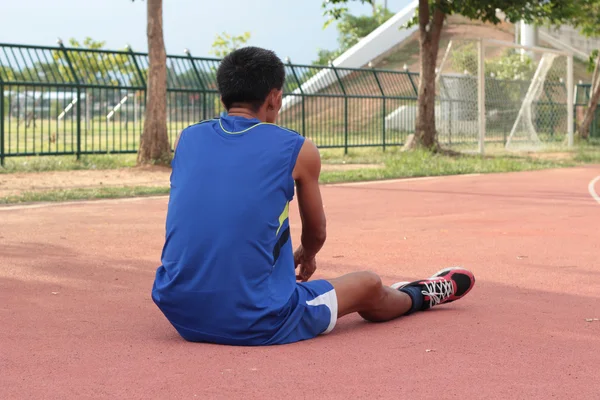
[226,106,266,122]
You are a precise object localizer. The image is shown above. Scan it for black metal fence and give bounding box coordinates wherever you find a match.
[1,42,598,164]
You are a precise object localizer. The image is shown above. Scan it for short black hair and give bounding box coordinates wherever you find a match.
[216,46,286,112]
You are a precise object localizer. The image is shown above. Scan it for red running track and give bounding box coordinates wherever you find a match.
[1,166,599,400]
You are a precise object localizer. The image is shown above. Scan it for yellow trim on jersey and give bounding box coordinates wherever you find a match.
[276,202,290,236]
[218,119,265,134]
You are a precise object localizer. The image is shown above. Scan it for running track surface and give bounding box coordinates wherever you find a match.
[1,166,599,400]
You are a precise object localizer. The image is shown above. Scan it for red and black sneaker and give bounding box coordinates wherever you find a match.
[391,267,475,310]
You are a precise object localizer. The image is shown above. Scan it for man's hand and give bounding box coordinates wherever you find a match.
[294,246,317,282]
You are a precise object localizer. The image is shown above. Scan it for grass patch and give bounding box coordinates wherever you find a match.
[0,148,394,174]
[573,141,600,163]
[319,149,584,184]
[319,147,404,164]
[0,186,170,205]
[2,145,600,205]
[0,154,138,174]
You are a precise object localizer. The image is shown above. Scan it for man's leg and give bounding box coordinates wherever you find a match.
[328,267,476,322]
[328,271,413,322]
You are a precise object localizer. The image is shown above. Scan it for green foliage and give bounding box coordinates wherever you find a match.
[323,1,577,33]
[561,0,600,38]
[315,5,393,65]
[337,5,394,50]
[451,43,535,80]
[588,49,599,73]
[487,51,535,80]
[321,0,577,149]
[448,43,477,74]
[407,1,575,29]
[0,65,15,81]
[210,32,251,58]
[1,61,62,83]
[450,43,567,133]
[313,49,343,66]
[52,37,136,85]
[321,0,374,27]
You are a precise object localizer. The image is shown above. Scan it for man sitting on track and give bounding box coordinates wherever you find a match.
[151,46,476,346]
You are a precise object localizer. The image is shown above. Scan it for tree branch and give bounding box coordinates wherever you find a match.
[430,2,445,47]
[591,51,600,98]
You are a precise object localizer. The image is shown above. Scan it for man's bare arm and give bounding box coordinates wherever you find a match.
[292,139,326,259]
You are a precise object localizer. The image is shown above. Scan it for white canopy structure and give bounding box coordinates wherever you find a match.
[280,0,419,111]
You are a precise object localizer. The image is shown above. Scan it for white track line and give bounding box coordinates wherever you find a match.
[588,175,600,205]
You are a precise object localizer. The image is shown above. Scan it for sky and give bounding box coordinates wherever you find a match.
[0,0,411,64]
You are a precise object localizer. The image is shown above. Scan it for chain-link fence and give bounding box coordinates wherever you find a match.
[434,38,575,153]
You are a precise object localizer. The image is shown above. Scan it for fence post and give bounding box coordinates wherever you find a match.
[370,63,386,151]
[76,87,82,159]
[287,58,305,136]
[185,49,207,121]
[567,54,574,148]
[58,40,81,159]
[330,62,348,154]
[574,84,582,138]
[128,46,146,88]
[448,82,453,145]
[0,79,4,167]
[477,38,486,155]
[407,72,418,97]
[126,46,145,150]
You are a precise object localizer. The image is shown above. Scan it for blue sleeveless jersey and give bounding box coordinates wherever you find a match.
[152,116,306,344]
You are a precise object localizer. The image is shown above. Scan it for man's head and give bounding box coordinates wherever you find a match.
[216,46,286,123]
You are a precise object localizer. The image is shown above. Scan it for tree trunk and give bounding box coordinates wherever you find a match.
[579,85,600,139]
[416,41,438,149]
[579,55,600,140]
[137,0,171,165]
[414,1,445,150]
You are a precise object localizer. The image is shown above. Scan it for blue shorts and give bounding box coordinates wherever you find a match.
[154,279,338,346]
[264,279,338,345]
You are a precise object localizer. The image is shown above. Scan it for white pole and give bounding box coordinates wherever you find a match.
[436,40,453,84]
[478,39,486,155]
[57,97,78,121]
[106,95,128,120]
[567,54,574,148]
[520,21,538,59]
[520,22,538,48]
